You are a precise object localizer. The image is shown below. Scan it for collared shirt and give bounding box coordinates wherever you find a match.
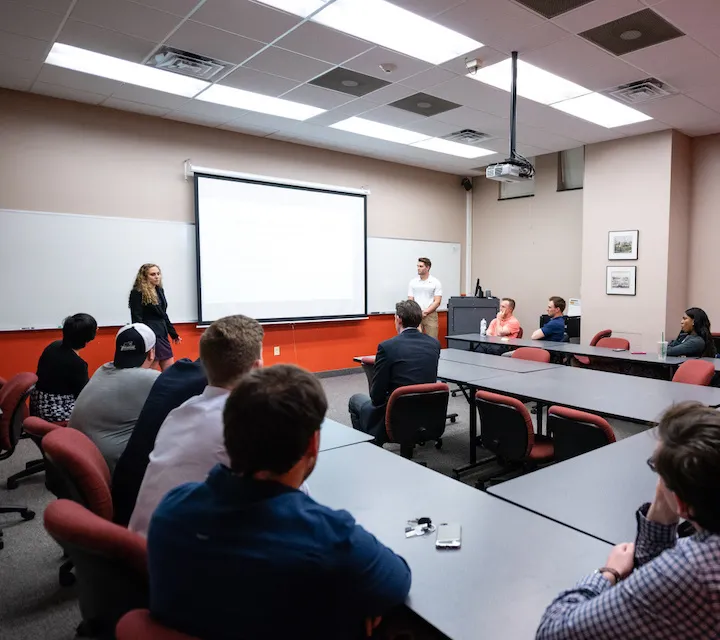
[129,385,230,536]
[536,503,720,639]
[408,275,443,311]
[487,314,521,338]
[540,315,565,341]
[148,465,412,640]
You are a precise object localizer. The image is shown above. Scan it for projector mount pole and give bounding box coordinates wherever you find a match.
[509,50,518,163]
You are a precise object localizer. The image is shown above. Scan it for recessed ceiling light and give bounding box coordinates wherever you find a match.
[197,84,325,120]
[330,117,428,144]
[552,92,652,127]
[411,137,495,158]
[341,79,359,87]
[469,58,591,105]
[257,0,482,64]
[620,29,643,40]
[45,43,209,97]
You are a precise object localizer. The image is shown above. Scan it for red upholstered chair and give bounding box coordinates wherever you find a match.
[516,327,524,339]
[0,373,38,548]
[20,417,68,496]
[474,391,554,489]
[385,383,449,462]
[574,329,613,366]
[43,428,113,586]
[595,337,630,350]
[547,406,616,462]
[0,376,6,391]
[511,347,551,363]
[359,355,376,392]
[117,610,199,640]
[44,500,148,639]
[673,360,715,386]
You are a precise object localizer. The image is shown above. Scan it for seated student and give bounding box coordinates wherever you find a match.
[69,323,159,473]
[532,297,566,341]
[148,364,411,640]
[667,307,716,357]
[475,298,521,355]
[536,401,720,639]
[129,314,263,536]
[348,300,440,444]
[111,358,207,527]
[30,313,97,422]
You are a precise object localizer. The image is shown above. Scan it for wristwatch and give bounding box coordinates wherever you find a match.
[594,567,621,584]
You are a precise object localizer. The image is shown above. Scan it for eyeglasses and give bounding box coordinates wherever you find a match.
[647,456,657,473]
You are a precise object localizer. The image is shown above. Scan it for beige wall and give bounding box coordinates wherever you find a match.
[472,152,583,334]
[0,89,466,279]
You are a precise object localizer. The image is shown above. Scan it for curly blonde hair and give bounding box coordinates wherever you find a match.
[132,263,162,305]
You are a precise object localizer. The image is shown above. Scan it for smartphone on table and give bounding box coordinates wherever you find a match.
[435,522,461,550]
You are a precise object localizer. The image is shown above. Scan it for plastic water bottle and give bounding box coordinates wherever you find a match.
[480,318,487,336]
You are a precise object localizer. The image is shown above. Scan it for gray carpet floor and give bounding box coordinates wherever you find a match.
[0,370,649,639]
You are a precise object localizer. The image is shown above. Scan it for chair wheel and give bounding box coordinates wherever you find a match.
[451,391,458,397]
[435,439,443,450]
[21,509,35,521]
[450,416,456,423]
[417,440,426,447]
[7,478,18,490]
[59,569,76,587]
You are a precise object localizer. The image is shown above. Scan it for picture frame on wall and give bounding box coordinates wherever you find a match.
[608,229,639,260]
[606,266,637,296]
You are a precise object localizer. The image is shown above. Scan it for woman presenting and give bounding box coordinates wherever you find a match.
[129,263,181,371]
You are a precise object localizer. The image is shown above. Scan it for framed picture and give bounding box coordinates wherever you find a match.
[608,229,638,260]
[606,266,637,296]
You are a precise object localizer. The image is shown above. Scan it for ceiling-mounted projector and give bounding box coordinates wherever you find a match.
[485,162,532,183]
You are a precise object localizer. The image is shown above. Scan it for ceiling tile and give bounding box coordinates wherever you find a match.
[362,82,418,105]
[0,76,33,90]
[21,0,73,14]
[516,123,584,151]
[0,56,44,80]
[343,47,432,82]
[168,20,265,64]
[687,84,720,113]
[32,81,107,104]
[106,84,192,109]
[164,111,226,127]
[482,137,549,156]
[274,21,374,65]
[432,75,510,118]
[224,110,302,132]
[653,0,720,55]
[304,110,355,126]
[309,67,390,97]
[404,116,463,137]
[432,105,509,135]
[553,0,645,33]
[331,97,378,117]
[129,0,200,16]
[622,36,720,92]
[281,83,354,109]
[172,97,246,123]
[633,94,720,135]
[361,105,426,127]
[102,96,170,116]
[524,36,648,91]
[402,67,457,91]
[245,46,333,82]
[57,20,157,63]
[0,31,49,62]
[70,0,180,42]
[617,118,670,136]
[486,20,569,54]
[190,0,300,44]
[389,91,461,117]
[35,64,124,95]
[218,66,299,96]
[0,1,65,40]
[515,99,623,143]
[219,120,279,137]
[384,0,465,18]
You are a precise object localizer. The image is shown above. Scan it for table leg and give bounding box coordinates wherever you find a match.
[452,385,493,479]
[536,402,544,436]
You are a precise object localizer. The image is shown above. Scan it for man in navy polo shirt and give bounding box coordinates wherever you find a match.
[532,296,566,342]
[147,364,411,640]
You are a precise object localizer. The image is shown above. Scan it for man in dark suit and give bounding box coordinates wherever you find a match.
[348,300,441,444]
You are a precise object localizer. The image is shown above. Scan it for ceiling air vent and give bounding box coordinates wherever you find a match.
[604,78,676,105]
[441,129,493,146]
[145,46,231,81]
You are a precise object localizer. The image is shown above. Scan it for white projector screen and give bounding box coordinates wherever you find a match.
[195,174,367,323]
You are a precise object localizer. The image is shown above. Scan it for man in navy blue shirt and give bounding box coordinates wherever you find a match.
[532,296,567,342]
[147,364,412,640]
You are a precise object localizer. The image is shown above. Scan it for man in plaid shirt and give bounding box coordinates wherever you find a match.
[537,401,720,639]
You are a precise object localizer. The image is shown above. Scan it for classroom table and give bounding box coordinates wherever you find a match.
[319,418,373,451]
[440,348,562,373]
[488,429,658,545]
[469,366,720,424]
[311,443,611,640]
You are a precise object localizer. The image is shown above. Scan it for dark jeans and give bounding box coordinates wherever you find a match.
[348,393,386,444]
[474,343,510,356]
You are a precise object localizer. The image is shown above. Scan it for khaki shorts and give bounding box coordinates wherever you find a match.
[420,311,439,338]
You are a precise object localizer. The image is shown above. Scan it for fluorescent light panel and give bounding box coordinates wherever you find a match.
[411,137,494,158]
[552,92,652,128]
[258,0,482,64]
[45,43,209,97]
[198,84,325,121]
[469,59,590,105]
[331,117,428,144]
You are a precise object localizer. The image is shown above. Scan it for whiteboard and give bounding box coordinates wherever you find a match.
[0,209,197,331]
[367,237,461,314]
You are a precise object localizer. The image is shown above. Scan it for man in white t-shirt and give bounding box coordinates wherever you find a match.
[407,257,442,339]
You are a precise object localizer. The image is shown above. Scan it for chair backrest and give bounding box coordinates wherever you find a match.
[43,429,113,520]
[117,610,199,640]
[44,500,148,636]
[673,359,715,386]
[359,356,376,391]
[590,329,612,347]
[385,383,449,445]
[596,337,630,351]
[548,406,615,462]
[516,327,524,339]
[475,391,534,461]
[0,372,37,454]
[511,347,551,363]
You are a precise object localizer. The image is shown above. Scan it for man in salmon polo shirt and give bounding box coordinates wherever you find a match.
[477,297,521,355]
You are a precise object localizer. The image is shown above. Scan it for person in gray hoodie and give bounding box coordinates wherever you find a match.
[667,307,716,357]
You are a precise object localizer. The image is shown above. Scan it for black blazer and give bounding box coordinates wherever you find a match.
[364,328,441,440]
[129,286,178,340]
